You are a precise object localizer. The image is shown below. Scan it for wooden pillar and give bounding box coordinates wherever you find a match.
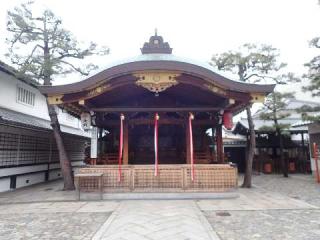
[123,122,129,165]
[216,124,224,163]
[186,124,191,164]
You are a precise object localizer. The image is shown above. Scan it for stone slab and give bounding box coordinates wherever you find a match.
[101,192,239,200]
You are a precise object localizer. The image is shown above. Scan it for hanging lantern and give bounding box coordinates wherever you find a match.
[223,111,233,130]
[80,112,91,130]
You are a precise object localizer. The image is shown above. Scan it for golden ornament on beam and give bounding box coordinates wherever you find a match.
[134,72,180,93]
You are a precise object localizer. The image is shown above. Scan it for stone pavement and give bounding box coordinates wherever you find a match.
[0,174,320,239]
[0,201,117,240]
[93,200,219,240]
[203,174,320,240]
[205,209,320,240]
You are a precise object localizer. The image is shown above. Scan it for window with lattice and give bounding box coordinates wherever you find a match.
[16,85,35,106]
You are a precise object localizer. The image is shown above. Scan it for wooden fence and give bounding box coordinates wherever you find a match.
[77,164,238,192]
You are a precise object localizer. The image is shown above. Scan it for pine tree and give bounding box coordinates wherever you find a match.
[259,92,295,177]
[5,1,109,190]
[211,44,297,187]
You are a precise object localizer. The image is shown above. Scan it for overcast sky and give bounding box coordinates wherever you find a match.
[0,0,319,104]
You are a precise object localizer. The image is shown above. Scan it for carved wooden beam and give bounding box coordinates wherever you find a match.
[90,107,221,112]
[134,71,180,93]
[96,119,218,127]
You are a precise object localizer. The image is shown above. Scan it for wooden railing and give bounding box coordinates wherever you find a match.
[77,164,238,192]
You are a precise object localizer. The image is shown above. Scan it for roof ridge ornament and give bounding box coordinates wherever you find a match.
[141,30,173,54]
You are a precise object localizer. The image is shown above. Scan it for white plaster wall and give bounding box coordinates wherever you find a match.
[310,157,320,173]
[291,133,309,142]
[0,165,48,178]
[0,163,84,192]
[49,169,62,180]
[16,172,45,188]
[0,71,82,129]
[71,161,85,167]
[0,178,10,192]
[49,163,60,170]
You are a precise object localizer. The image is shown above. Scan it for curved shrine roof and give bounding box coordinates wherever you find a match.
[40,33,275,96]
[40,53,274,95]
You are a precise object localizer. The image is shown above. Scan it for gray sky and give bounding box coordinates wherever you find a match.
[0,0,319,104]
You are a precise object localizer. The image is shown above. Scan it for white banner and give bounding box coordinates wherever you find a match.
[90,127,98,158]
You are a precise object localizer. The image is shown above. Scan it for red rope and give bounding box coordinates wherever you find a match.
[118,114,124,182]
[189,113,195,181]
[154,113,159,176]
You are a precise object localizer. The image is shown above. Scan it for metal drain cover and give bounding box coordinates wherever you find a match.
[216,211,231,217]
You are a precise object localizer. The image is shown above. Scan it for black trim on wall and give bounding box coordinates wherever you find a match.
[0,160,83,169]
[10,175,16,189]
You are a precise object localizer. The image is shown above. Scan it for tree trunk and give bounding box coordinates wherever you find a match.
[242,106,256,188]
[47,102,75,190]
[277,128,288,177]
[42,20,74,190]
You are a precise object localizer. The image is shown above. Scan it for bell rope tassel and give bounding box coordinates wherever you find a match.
[154,113,159,176]
[189,113,195,181]
[118,114,125,182]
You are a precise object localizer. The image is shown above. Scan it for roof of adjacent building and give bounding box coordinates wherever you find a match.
[0,60,39,88]
[0,107,89,137]
[232,98,320,134]
[235,118,308,133]
[253,98,320,118]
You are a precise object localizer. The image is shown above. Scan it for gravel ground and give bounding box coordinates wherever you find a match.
[204,174,320,240]
[205,209,320,240]
[0,212,110,240]
[252,174,320,207]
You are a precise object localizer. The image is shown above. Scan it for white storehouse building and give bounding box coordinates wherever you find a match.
[0,61,89,192]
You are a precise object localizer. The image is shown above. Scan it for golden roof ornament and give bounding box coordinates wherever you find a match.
[134,72,180,93]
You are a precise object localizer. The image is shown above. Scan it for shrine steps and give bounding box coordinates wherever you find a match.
[78,191,239,201]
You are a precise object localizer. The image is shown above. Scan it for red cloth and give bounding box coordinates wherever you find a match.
[189,113,195,181]
[154,113,159,176]
[118,114,124,182]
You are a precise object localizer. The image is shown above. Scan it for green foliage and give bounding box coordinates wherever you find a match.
[300,2,320,119]
[301,113,320,122]
[5,1,109,83]
[303,37,320,97]
[296,104,320,122]
[258,125,276,132]
[210,43,298,84]
[296,104,320,113]
[259,91,295,131]
[258,124,291,133]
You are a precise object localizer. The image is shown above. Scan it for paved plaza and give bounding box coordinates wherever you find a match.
[0,174,319,240]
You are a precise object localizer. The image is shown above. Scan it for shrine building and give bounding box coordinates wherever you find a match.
[40,33,275,192]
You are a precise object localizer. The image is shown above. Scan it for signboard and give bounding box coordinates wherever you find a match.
[90,127,98,158]
[80,112,91,130]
